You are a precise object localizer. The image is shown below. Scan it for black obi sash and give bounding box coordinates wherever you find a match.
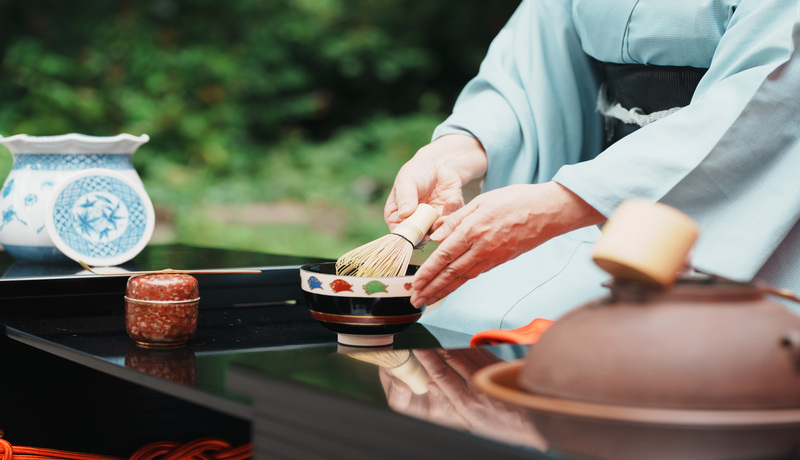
[595,61,708,148]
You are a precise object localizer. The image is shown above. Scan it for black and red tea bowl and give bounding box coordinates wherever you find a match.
[299,262,424,347]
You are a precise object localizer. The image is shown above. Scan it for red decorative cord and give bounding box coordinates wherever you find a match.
[0,431,252,460]
[128,438,252,460]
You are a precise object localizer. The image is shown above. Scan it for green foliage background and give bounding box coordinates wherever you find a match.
[0,0,519,258]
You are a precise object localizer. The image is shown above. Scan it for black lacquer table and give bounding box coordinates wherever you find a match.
[0,244,547,459]
[3,245,794,460]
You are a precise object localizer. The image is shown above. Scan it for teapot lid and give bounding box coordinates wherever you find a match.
[592,199,699,286]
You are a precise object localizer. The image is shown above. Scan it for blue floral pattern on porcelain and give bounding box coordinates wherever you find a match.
[48,172,152,264]
[0,133,150,263]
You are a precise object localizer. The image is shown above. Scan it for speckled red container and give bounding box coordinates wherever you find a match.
[125,273,200,347]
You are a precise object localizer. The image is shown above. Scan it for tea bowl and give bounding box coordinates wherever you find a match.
[299,262,423,347]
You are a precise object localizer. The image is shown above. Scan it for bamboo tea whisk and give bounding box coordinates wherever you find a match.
[336,204,439,277]
[347,349,431,395]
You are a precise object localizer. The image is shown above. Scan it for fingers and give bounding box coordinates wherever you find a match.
[384,188,401,230]
[379,367,415,412]
[412,267,471,308]
[422,203,476,276]
[429,203,469,242]
[413,349,463,388]
[442,196,464,216]
[441,348,501,380]
[410,227,487,307]
[393,173,421,219]
[385,160,425,224]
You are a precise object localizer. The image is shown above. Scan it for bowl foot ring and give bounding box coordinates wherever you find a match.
[337,333,394,347]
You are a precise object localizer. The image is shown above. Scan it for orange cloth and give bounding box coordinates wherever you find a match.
[470,318,555,347]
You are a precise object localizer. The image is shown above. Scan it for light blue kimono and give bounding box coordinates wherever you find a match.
[421,0,800,339]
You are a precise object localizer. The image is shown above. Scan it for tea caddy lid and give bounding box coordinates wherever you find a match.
[126,273,200,302]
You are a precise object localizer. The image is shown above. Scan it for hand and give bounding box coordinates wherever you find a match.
[379,347,546,449]
[410,181,605,308]
[384,134,488,232]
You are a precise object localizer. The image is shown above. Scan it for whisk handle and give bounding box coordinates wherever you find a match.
[393,204,440,246]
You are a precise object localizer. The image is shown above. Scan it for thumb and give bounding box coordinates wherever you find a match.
[394,180,421,219]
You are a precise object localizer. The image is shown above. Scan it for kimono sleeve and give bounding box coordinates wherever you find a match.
[553,0,799,281]
[432,0,602,190]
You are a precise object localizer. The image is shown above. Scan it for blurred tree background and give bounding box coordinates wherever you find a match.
[0,0,519,259]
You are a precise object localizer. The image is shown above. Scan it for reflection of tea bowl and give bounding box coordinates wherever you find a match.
[299,262,423,347]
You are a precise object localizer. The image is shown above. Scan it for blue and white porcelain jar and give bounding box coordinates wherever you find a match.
[0,133,150,262]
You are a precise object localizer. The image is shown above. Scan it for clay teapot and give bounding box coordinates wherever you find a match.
[520,276,800,410]
[521,199,800,410]
[473,200,800,459]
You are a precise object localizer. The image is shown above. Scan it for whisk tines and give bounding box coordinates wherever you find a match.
[335,234,412,277]
[346,349,430,395]
[335,204,439,277]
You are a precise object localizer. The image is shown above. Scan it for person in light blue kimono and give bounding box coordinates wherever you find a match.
[384,0,800,338]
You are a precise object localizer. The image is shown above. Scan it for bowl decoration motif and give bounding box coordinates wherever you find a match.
[299,262,423,347]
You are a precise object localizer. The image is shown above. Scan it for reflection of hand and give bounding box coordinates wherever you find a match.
[379,348,546,450]
[384,134,488,233]
[410,181,605,308]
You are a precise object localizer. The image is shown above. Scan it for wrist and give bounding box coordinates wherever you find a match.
[548,181,606,230]
[422,134,488,185]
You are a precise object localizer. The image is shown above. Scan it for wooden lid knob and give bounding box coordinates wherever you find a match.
[592,200,699,286]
